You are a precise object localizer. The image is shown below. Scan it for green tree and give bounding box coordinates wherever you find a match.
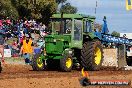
[0,0,19,19]
[60,3,77,14]
[39,3,57,25]
[0,0,77,23]
[11,0,34,19]
[10,0,57,21]
[111,31,120,37]
[56,0,66,4]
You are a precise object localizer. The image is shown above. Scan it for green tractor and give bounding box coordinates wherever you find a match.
[31,14,103,71]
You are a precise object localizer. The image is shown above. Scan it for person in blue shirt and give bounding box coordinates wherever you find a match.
[102,16,109,34]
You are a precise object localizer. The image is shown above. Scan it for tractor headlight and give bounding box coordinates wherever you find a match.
[69,51,72,54]
[53,39,56,42]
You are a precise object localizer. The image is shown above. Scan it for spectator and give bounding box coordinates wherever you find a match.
[6,17,11,25]
[11,40,19,57]
[12,40,17,46]
[0,19,3,28]
[123,34,127,38]
[30,30,35,43]
[42,24,46,30]
[0,29,5,64]
[20,34,34,64]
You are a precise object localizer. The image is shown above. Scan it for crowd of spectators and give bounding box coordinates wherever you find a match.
[0,17,48,57]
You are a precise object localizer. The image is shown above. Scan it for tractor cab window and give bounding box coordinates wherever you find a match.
[84,21,93,32]
[53,21,61,34]
[74,19,82,40]
[51,19,72,34]
[64,19,72,34]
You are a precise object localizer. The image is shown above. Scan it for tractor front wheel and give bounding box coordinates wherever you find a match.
[31,53,45,71]
[60,55,73,72]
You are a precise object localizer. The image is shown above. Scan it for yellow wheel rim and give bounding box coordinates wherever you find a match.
[66,58,72,68]
[37,57,43,68]
[94,47,102,65]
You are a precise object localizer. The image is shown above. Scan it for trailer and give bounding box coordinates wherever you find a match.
[95,32,132,66]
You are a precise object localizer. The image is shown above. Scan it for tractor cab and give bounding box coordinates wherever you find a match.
[50,14,95,33]
[47,14,96,49]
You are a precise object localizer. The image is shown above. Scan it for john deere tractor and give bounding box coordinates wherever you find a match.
[31,14,103,71]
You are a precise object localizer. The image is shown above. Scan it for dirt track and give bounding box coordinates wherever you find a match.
[0,48,131,88]
[0,64,132,88]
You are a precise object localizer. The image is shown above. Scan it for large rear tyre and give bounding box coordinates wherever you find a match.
[31,53,45,71]
[60,55,73,72]
[80,40,103,70]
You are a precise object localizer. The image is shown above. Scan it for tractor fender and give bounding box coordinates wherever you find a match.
[85,32,102,41]
[87,32,95,40]
[84,34,101,42]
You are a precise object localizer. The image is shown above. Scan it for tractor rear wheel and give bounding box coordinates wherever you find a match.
[31,53,45,71]
[80,40,103,70]
[60,54,73,72]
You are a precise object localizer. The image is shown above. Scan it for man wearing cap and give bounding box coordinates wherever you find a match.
[20,34,34,64]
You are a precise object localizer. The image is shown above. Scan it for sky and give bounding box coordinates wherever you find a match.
[67,0,132,33]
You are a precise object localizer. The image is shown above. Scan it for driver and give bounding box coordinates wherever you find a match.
[66,28,71,34]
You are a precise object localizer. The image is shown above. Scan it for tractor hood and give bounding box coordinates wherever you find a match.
[44,35,71,55]
[44,35,71,43]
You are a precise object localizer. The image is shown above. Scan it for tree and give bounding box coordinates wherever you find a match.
[40,3,56,25]
[10,0,57,21]
[11,0,36,19]
[56,0,66,4]
[0,0,19,19]
[111,31,120,37]
[60,3,77,14]
[0,0,77,23]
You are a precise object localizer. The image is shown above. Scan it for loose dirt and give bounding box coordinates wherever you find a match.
[0,64,132,88]
[0,48,131,88]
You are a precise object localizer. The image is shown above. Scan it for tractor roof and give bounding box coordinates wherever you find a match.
[51,14,96,19]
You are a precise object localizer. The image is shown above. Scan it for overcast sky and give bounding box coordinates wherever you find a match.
[67,0,132,33]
